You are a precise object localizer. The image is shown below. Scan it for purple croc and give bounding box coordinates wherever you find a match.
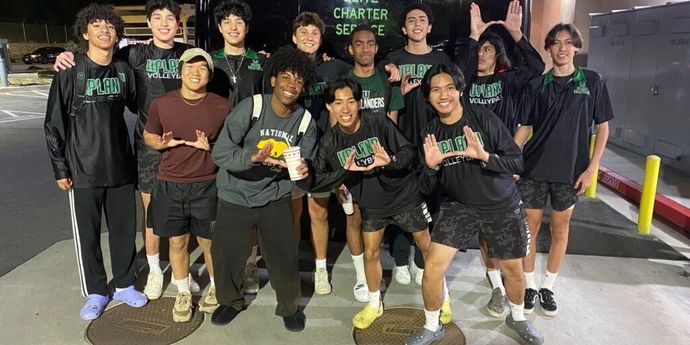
[112,285,148,308]
[80,294,110,320]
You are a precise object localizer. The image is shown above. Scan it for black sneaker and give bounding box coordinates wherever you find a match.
[211,304,242,326]
[524,288,538,314]
[539,288,558,316]
[283,309,306,332]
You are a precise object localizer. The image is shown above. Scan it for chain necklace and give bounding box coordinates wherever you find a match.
[224,50,246,84]
[179,91,206,106]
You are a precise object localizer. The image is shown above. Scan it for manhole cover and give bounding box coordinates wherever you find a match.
[353,307,465,345]
[86,296,204,345]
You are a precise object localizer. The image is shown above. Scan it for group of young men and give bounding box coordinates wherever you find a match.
[45,0,612,344]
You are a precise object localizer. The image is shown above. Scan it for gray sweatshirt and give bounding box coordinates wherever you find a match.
[212,94,318,207]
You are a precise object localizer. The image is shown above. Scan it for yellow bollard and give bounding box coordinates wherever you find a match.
[585,134,598,198]
[637,155,661,235]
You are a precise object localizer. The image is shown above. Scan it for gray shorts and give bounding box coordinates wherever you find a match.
[361,203,431,233]
[135,139,161,194]
[518,178,579,211]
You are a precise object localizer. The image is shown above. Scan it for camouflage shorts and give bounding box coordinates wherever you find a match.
[432,201,529,259]
[518,178,578,211]
[361,202,432,233]
[135,139,161,194]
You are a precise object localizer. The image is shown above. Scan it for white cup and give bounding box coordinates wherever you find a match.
[342,191,354,215]
[283,146,303,181]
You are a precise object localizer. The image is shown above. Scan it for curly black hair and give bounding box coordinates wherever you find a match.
[145,0,182,21]
[214,0,252,25]
[269,45,316,89]
[73,4,125,44]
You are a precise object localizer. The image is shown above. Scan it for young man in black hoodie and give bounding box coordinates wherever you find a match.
[303,78,451,330]
[45,3,146,320]
[406,63,542,345]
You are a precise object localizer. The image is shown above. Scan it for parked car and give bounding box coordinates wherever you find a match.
[22,47,65,64]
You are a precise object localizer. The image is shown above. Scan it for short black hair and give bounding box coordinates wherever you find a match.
[544,23,583,50]
[400,3,434,31]
[73,4,125,44]
[350,23,377,45]
[478,32,512,72]
[325,78,362,104]
[422,63,466,100]
[145,0,181,21]
[269,45,316,89]
[214,0,252,25]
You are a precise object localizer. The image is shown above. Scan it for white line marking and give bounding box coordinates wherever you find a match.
[32,90,49,97]
[0,116,44,123]
[0,109,44,115]
[1,110,19,118]
[0,93,48,99]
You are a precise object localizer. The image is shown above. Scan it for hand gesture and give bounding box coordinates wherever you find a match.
[470,2,500,39]
[455,126,490,162]
[161,131,185,148]
[343,142,391,172]
[401,74,421,96]
[251,141,287,167]
[185,130,211,151]
[335,184,350,203]
[423,134,462,169]
[500,0,523,41]
[384,63,401,82]
[296,158,309,179]
[53,51,75,71]
[574,167,595,195]
[56,177,72,191]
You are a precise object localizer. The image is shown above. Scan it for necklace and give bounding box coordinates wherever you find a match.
[179,91,206,106]
[224,51,246,84]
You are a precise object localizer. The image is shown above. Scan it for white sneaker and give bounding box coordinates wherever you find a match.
[394,265,411,285]
[243,263,260,294]
[353,282,369,302]
[314,267,332,295]
[173,292,192,322]
[143,271,163,300]
[414,267,424,286]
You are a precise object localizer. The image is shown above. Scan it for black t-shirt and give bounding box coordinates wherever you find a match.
[116,42,192,142]
[309,113,422,218]
[459,37,545,135]
[45,54,137,188]
[384,48,453,144]
[517,67,614,184]
[419,106,523,212]
[208,48,266,107]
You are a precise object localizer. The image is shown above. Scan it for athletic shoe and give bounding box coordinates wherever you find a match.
[243,263,260,294]
[211,304,242,326]
[314,267,332,295]
[404,324,445,345]
[439,298,453,324]
[112,285,148,308]
[524,288,538,314]
[199,286,218,313]
[506,313,544,345]
[394,265,411,285]
[283,309,306,332]
[173,292,193,322]
[189,274,200,294]
[143,271,163,300]
[414,266,424,286]
[353,282,369,303]
[486,287,508,318]
[80,294,109,320]
[352,303,384,329]
[539,288,558,316]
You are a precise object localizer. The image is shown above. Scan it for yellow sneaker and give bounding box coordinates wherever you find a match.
[440,299,453,324]
[352,303,384,329]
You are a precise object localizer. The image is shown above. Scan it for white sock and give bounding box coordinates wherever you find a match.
[487,269,505,294]
[315,258,327,270]
[175,275,190,294]
[368,290,381,309]
[509,301,526,321]
[352,254,366,283]
[245,245,258,266]
[424,309,440,331]
[147,254,162,274]
[443,277,450,301]
[115,287,125,293]
[210,276,215,288]
[524,271,537,290]
[541,270,558,291]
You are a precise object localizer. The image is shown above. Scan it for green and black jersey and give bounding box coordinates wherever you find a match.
[208,48,266,107]
[348,69,404,116]
[517,67,614,184]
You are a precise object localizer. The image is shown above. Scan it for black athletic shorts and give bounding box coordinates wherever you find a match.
[432,201,530,259]
[135,139,161,194]
[518,178,579,211]
[149,179,217,239]
[361,202,431,233]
